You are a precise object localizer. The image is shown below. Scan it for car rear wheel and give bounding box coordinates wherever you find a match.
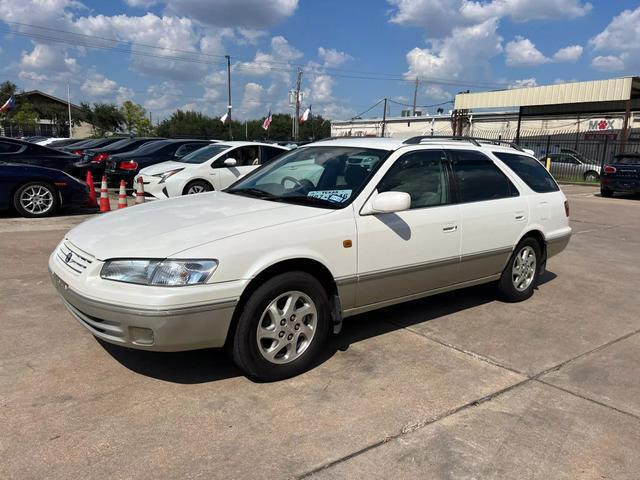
[231,272,331,381]
[13,182,58,218]
[184,180,212,195]
[584,171,599,182]
[600,188,614,198]
[498,238,540,302]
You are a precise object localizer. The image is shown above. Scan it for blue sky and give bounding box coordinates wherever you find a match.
[1,0,639,121]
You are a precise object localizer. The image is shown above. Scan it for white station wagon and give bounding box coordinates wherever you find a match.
[49,137,571,381]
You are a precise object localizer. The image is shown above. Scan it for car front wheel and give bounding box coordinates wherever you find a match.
[498,238,541,302]
[13,182,59,218]
[184,180,212,195]
[584,171,599,182]
[231,272,331,381]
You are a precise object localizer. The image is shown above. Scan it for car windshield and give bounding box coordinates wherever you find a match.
[227,146,389,209]
[177,144,230,164]
[614,155,640,165]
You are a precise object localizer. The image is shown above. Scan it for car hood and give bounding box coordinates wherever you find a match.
[139,160,189,175]
[66,191,328,260]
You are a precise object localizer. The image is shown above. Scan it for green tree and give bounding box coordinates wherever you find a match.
[120,101,154,136]
[91,103,124,136]
[0,81,17,104]
[13,101,38,132]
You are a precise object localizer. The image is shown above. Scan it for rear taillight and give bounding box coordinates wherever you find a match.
[119,160,138,170]
[603,165,617,174]
[93,152,109,163]
[72,149,83,155]
[564,200,570,217]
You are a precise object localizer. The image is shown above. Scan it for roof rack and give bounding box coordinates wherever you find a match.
[403,135,524,152]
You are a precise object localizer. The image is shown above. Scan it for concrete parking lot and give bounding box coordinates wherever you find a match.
[1,185,639,479]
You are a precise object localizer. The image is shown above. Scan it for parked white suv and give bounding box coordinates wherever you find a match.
[135,141,289,198]
[49,137,571,380]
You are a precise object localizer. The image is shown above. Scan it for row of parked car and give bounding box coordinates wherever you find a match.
[0,135,291,218]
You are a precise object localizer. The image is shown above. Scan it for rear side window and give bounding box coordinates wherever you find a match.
[449,150,518,203]
[0,141,24,154]
[261,146,286,164]
[493,152,559,193]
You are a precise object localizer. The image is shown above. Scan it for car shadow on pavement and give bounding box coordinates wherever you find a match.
[97,340,242,384]
[97,271,556,384]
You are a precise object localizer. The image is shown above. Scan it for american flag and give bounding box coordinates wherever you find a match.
[261,110,272,130]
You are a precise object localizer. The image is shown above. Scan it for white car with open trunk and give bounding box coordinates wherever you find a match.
[49,136,571,380]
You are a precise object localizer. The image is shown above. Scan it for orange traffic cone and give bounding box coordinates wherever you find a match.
[86,170,98,208]
[99,175,111,212]
[135,176,145,204]
[118,180,127,209]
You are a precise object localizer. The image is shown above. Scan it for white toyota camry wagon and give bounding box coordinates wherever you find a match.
[50,137,571,381]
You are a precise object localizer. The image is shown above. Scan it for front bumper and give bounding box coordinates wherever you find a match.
[50,269,238,352]
[135,174,169,200]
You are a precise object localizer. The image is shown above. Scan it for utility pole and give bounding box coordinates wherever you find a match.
[66,83,72,138]
[225,55,233,140]
[294,67,303,141]
[412,77,419,116]
[381,98,388,137]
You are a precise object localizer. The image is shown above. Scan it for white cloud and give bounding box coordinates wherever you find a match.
[508,78,537,89]
[591,55,626,72]
[144,81,183,112]
[505,36,549,66]
[20,43,79,73]
[461,0,592,23]
[81,74,134,104]
[317,47,352,68]
[552,45,583,62]
[163,0,298,28]
[506,37,583,66]
[238,82,264,117]
[387,0,592,38]
[404,19,503,83]
[124,0,157,7]
[589,7,640,72]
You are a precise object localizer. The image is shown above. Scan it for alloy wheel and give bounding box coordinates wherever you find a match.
[512,245,536,292]
[20,185,54,215]
[256,291,317,364]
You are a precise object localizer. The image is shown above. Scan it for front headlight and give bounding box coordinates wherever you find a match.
[101,259,218,286]
[153,168,184,183]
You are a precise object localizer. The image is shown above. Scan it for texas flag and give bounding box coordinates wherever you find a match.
[261,110,272,130]
[299,106,311,123]
[0,95,16,113]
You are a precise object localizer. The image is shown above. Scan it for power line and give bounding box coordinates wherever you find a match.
[387,98,454,109]
[1,20,505,89]
[351,99,385,120]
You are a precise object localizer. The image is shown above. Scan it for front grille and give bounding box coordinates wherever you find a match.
[56,241,95,275]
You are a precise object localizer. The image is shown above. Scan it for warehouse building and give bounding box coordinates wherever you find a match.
[331,77,640,147]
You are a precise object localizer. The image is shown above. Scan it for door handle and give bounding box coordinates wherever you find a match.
[442,225,458,232]
[515,212,525,221]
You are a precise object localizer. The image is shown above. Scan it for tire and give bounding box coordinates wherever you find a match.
[232,271,331,381]
[600,188,614,198]
[13,182,59,218]
[584,171,599,182]
[498,237,541,303]
[184,180,212,195]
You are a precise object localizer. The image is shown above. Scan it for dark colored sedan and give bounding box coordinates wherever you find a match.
[59,137,126,155]
[600,153,640,197]
[80,137,165,179]
[0,163,88,217]
[105,139,212,187]
[0,137,84,179]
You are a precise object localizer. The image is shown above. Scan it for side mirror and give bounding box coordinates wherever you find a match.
[366,191,411,214]
[223,157,237,167]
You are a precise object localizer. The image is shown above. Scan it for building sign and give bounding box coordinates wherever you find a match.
[584,118,619,140]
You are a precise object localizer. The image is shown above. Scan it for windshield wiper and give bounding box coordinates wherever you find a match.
[227,187,275,198]
[271,195,340,209]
